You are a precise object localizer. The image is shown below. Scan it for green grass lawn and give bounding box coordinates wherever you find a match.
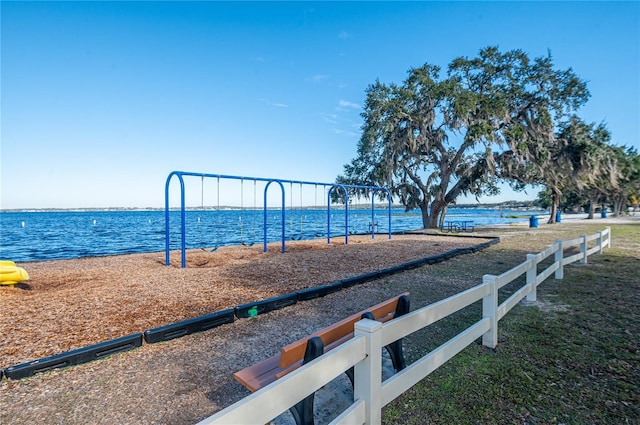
[383,222,640,424]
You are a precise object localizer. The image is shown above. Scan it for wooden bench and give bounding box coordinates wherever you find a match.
[233,292,410,425]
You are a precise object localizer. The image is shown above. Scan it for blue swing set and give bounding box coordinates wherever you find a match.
[165,171,392,268]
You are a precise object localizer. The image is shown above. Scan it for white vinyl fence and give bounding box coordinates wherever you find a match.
[198,227,611,425]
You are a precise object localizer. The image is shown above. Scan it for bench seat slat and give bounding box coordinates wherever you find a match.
[233,355,281,392]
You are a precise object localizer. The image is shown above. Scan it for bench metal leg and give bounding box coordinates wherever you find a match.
[386,295,409,371]
[289,337,324,425]
[345,367,355,387]
[290,396,314,425]
[385,340,405,371]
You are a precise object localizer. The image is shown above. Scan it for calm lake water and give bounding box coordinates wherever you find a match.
[0,208,543,262]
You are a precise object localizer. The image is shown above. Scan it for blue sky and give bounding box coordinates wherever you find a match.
[2,1,638,209]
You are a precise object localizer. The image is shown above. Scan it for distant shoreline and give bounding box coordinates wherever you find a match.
[0,201,542,214]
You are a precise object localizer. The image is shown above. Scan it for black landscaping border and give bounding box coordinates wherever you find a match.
[143,309,236,344]
[1,235,499,381]
[4,334,143,380]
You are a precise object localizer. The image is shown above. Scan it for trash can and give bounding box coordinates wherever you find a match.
[555,211,562,223]
[601,210,607,218]
[529,215,538,228]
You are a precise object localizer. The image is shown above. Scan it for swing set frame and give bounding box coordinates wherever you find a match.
[165,171,392,268]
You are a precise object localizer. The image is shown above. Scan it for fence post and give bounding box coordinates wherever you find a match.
[580,235,588,264]
[482,275,498,348]
[554,239,564,280]
[525,254,537,303]
[354,318,383,425]
[597,231,603,254]
[605,226,611,249]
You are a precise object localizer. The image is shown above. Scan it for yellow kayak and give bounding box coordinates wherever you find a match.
[0,261,30,287]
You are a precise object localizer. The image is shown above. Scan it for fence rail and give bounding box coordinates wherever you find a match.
[197,227,611,425]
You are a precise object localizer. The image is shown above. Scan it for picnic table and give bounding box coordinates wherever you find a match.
[441,220,475,233]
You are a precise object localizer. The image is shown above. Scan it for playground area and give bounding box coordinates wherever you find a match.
[0,233,484,368]
[163,172,400,267]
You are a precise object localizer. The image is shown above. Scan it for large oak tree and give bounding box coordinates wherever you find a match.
[337,47,589,228]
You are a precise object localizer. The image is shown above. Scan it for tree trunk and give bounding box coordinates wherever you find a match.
[587,197,596,219]
[438,205,448,229]
[428,199,446,229]
[547,188,560,224]
[614,194,626,216]
[418,196,432,229]
[426,213,441,229]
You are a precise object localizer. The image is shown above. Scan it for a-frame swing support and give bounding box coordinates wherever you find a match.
[165,171,392,268]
